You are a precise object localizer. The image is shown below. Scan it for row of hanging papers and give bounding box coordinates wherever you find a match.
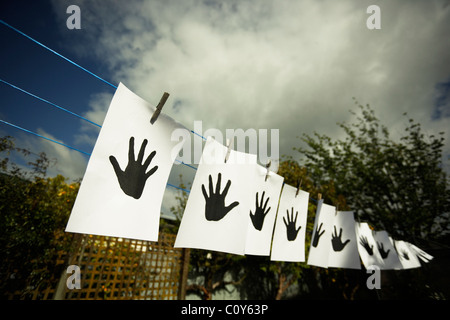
[0,20,433,270]
[65,83,433,270]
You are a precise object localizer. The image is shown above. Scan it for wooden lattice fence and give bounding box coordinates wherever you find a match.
[7,232,190,300]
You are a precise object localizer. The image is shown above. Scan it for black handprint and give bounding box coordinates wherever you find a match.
[376,242,390,259]
[283,208,301,241]
[359,236,374,255]
[109,137,158,199]
[250,191,271,231]
[400,250,409,260]
[312,222,325,248]
[202,173,239,221]
[331,226,350,252]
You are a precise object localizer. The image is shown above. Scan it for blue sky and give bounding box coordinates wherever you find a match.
[1,0,449,214]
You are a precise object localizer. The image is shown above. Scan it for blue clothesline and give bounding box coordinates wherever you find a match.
[0,118,194,194]
[0,19,207,141]
[0,79,102,128]
[0,19,201,193]
[0,78,201,169]
[0,119,92,156]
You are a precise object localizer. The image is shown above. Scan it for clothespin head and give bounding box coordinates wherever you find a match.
[317,193,322,200]
[295,179,302,197]
[224,137,233,163]
[150,92,170,124]
[265,160,272,182]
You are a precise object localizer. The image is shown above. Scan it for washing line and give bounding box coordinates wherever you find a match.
[0,119,91,156]
[0,78,200,172]
[0,78,101,128]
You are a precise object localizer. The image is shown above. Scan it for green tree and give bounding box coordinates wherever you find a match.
[296,102,450,299]
[297,102,450,242]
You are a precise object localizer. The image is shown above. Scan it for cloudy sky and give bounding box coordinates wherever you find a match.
[1,0,449,215]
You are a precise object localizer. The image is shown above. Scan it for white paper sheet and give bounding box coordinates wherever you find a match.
[372,231,402,270]
[307,200,335,268]
[270,185,309,262]
[65,83,186,241]
[327,211,361,269]
[174,137,257,255]
[394,240,421,269]
[355,222,384,268]
[244,166,284,256]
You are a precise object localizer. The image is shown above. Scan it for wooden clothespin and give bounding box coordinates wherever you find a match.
[295,179,302,197]
[224,138,233,163]
[317,193,322,201]
[150,92,170,124]
[265,160,272,182]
